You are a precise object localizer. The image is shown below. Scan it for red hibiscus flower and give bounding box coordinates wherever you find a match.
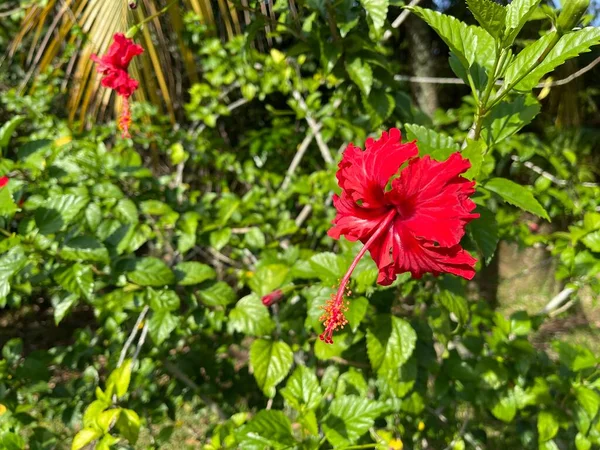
[320,128,479,343]
[91,33,143,138]
[0,176,8,188]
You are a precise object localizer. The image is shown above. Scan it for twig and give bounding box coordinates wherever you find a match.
[295,204,313,227]
[539,287,576,315]
[511,155,599,188]
[117,306,150,368]
[382,0,422,41]
[162,360,227,420]
[281,129,318,190]
[394,56,600,88]
[549,298,577,317]
[442,418,470,450]
[291,90,333,165]
[132,320,149,363]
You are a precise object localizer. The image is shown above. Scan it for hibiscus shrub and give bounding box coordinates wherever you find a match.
[1,0,600,449]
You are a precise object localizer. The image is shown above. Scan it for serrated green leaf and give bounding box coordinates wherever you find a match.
[116,409,140,444]
[228,294,275,337]
[0,187,17,217]
[127,257,175,287]
[359,0,388,30]
[248,264,289,297]
[174,261,216,286]
[461,139,485,179]
[54,263,94,301]
[482,95,540,145]
[235,410,295,449]
[149,310,178,345]
[249,339,293,398]
[504,0,542,45]
[114,198,139,224]
[61,236,109,263]
[575,386,600,419]
[366,315,417,374]
[582,231,600,252]
[280,365,322,411]
[308,252,345,284]
[197,281,236,306]
[405,124,459,160]
[491,390,517,422]
[244,227,266,249]
[538,410,559,442]
[468,206,499,264]
[323,395,388,447]
[336,368,368,397]
[346,58,373,96]
[52,293,79,325]
[485,178,549,220]
[409,7,495,70]
[210,228,231,251]
[513,28,600,91]
[467,0,507,38]
[437,289,469,324]
[148,289,180,312]
[71,428,102,450]
[82,399,109,429]
[35,194,89,235]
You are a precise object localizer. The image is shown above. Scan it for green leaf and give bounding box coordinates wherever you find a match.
[97,409,121,433]
[336,368,368,397]
[362,88,395,128]
[197,281,236,307]
[107,360,133,398]
[503,32,556,90]
[0,116,25,150]
[116,409,141,444]
[61,236,109,263]
[466,0,507,38]
[366,315,417,374]
[575,386,600,419]
[0,246,27,281]
[482,95,541,145]
[309,252,346,284]
[346,58,373,96]
[210,228,231,251]
[576,433,592,450]
[553,341,597,371]
[491,390,517,422]
[236,410,295,449]
[437,288,469,324]
[409,7,495,70]
[582,231,600,252]
[249,339,293,398]
[0,433,25,450]
[35,194,89,235]
[468,206,499,264]
[54,263,94,301]
[149,310,178,345]
[359,0,388,30]
[0,187,17,217]
[280,365,322,411]
[405,124,459,160]
[314,330,356,360]
[127,257,175,287]
[82,399,109,428]
[537,411,559,442]
[485,177,549,220]
[461,139,485,179]
[248,264,289,297]
[71,428,102,450]
[114,198,139,224]
[147,289,180,312]
[96,435,119,450]
[228,294,275,337]
[345,296,368,332]
[52,293,79,325]
[174,261,216,286]
[515,28,600,91]
[504,0,542,45]
[244,227,266,249]
[323,395,388,447]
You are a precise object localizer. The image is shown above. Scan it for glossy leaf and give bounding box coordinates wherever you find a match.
[485,178,549,220]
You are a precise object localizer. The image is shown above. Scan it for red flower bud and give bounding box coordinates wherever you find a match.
[261,289,284,307]
[0,176,9,188]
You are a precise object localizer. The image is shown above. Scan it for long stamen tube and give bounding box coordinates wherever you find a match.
[319,209,397,343]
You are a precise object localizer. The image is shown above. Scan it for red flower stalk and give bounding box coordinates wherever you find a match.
[91,33,143,138]
[0,176,8,188]
[262,289,284,307]
[320,128,479,343]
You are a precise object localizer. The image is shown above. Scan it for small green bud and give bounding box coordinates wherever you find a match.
[557,0,590,34]
[125,25,140,39]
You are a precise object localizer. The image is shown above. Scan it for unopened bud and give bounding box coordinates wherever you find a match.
[125,25,140,39]
[128,0,138,9]
[557,0,590,34]
[261,289,284,307]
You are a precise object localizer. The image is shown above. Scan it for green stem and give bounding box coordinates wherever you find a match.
[135,0,178,28]
[344,445,378,450]
[487,32,561,111]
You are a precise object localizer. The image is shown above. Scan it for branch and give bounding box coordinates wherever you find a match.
[511,155,599,188]
[382,0,423,41]
[291,90,333,165]
[281,128,318,191]
[117,305,150,368]
[539,287,576,315]
[132,319,149,363]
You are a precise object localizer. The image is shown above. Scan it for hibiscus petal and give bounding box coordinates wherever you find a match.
[383,220,477,283]
[388,153,479,247]
[328,193,389,242]
[337,128,417,208]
